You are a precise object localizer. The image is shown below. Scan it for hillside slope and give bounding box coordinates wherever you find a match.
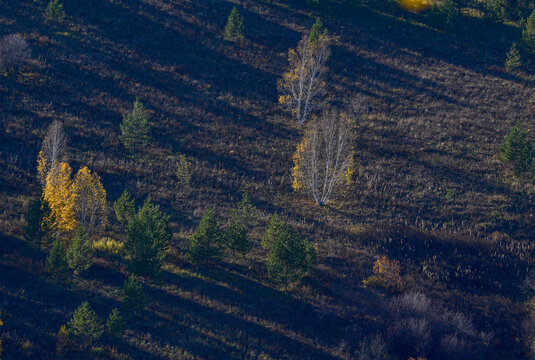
[1,0,534,359]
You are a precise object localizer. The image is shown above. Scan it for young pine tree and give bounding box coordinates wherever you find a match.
[120,275,146,316]
[224,7,245,41]
[124,196,171,276]
[25,196,52,249]
[499,124,533,177]
[225,216,251,258]
[66,227,94,277]
[188,209,223,266]
[176,155,191,193]
[45,0,65,23]
[232,192,256,228]
[119,99,150,153]
[106,308,124,335]
[266,225,316,286]
[505,42,522,72]
[113,189,135,224]
[46,238,69,279]
[309,18,327,45]
[66,302,104,348]
[523,10,535,51]
[261,213,284,250]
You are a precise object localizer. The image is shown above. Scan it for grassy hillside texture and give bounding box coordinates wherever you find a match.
[1,0,535,359]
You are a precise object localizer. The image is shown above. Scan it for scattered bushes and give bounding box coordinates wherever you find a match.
[224,7,245,41]
[0,34,31,71]
[498,124,533,177]
[386,292,490,360]
[363,256,402,290]
[92,237,124,256]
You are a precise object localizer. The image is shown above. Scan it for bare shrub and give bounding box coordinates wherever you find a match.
[358,334,388,360]
[386,292,490,360]
[0,34,31,71]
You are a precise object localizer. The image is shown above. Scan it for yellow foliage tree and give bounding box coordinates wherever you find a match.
[72,167,107,237]
[43,162,77,233]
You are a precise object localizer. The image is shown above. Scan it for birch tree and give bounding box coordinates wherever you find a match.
[37,120,67,186]
[291,108,354,206]
[72,167,107,238]
[278,30,330,126]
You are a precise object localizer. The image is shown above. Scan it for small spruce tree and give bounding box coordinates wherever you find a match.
[261,213,284,250]
[523,10,535,51]
[66,301,104,348]
[119,98,150,153]
[113,189,135,224]
[24,196,52,249]
[45,0,65,23]
[120,275,146,316]
[266,225,316,286]
[124,196,171,276]
[106,308,124,335]
[46,238,69,279]
[499,124,533,177]
[66,227,94,277]
[224,216,251,258]
[505,42,522,72]
[188,209,223,266]
[309,18,327,45]
[176,154,191,192]
[232,192,256,228]
[224,7,245,41]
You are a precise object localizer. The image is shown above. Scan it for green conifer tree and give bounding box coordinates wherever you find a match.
[232,192,256,228]
[523,10,535,51]
[188,209,223,266]
[261,213,284,250]
[225,216,251,258]
[113,189,135,224]
[309,18,327,45]
[45,0,65,23]
[266,225,316,286]
[46,238,69,278]
[119,99,150,153]
[224,7,245,41]
[176,154,191,192]
[66,301,104,348]
[66,227,94,277]
[124,196,171,276]
[106,308,124,335]
[25,196,52,249]
[505,42,522,72]
[120,275,146,316]
[499,124,533,177]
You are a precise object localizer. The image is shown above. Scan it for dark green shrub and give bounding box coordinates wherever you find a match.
[266,225,316,286]
[120,275,146,316]
[66,228,94,277]
[498,124,533,177]
[45,0,65,23]
[188,209,223,266]
[66,302,104,348]
[113,189,135,224]
[224,7,244,41]
[124,196,171,276]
